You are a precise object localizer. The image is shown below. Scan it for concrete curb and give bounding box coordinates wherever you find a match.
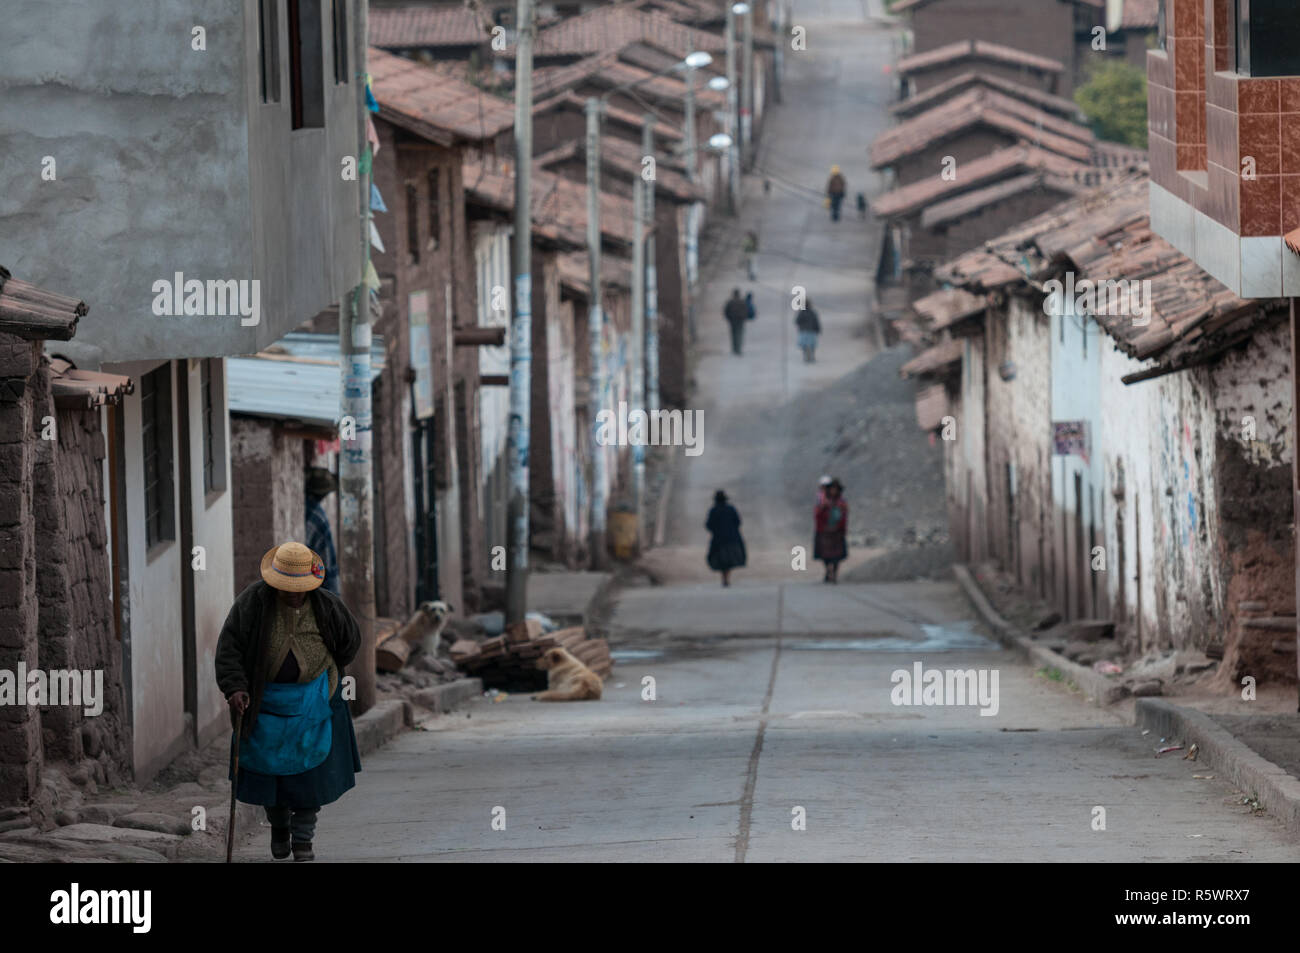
[1136,698,1300,833]
[352,698,412,757]
[952,563,1127,707]
[410,677,483,714]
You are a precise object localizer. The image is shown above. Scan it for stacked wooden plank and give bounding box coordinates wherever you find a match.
[450,624,613,688]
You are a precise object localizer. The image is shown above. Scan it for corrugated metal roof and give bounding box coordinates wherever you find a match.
[227,332,386,429]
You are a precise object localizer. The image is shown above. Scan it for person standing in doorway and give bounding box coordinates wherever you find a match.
[304,467,340,595]
[826,165,847,221]
[706,490,747,587]
[814,478,848,583]
[724,288,748,355]
[216,541,362,862]
[795,297,821,362]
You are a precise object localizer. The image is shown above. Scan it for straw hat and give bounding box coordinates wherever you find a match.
[260,541,325,592]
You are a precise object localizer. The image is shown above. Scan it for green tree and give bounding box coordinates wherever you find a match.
[1074,60,1148,149]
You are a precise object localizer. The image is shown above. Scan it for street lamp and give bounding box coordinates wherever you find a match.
[707,76,730,92]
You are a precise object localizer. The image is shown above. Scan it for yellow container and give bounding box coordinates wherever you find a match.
[609,509,639,560]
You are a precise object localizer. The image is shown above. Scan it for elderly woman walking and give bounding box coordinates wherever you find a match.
[216,541,362,862]
[706,490,747,587]
[814,478,849,583]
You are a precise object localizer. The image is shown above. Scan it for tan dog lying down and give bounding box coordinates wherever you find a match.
[533,646,603,701]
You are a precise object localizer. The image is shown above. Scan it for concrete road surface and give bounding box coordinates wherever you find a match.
[232,3,1300,863]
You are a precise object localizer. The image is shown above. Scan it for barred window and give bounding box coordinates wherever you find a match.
[141,364,176,550]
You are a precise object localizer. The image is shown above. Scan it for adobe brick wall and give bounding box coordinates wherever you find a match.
[229,417,305,593]
[0,335,40,805]
[372,120,484,613]
[0,334,126,810]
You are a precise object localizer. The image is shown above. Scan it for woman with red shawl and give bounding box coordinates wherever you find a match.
[814,478,848,583]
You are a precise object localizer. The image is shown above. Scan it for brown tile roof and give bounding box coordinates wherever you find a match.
[461,157,641,250]
[870,145,1088,219]
[0,266,84,341]
[535,137,704,203]
[911,287,986,331]
[919,171,1082,229]
[936,173,1286,378]
[47,357,134,409]
[892,71,1083,121]
[896,40,1064,78]
[558,250,634,296]
[369,6,494,48]
[368,47,515,143]
[533,90,685,142]
[1120,0,1160,29]
[870,88,1094,170]
[532,5,727,57]
[532,51,725,109]
[901,336,963,378]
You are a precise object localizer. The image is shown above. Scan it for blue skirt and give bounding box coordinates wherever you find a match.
[230,686,361,809]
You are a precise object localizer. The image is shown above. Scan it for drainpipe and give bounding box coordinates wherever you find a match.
[643,115,660,416]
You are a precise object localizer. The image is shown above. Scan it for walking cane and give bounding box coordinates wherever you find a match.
[226,707,243,864]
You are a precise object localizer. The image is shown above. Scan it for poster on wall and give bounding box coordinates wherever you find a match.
[1052,420,1089,464]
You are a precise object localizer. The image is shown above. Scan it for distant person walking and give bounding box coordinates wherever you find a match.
[724,288,748,355]
[795,298,821,363]
[706,490,746,587]
[745,291,756,323]
[856,192,867,219]
[814,478,848,583]
[826,165,847,221]
[741,230,758,281]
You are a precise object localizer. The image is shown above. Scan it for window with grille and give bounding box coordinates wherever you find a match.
[141,364,176,550]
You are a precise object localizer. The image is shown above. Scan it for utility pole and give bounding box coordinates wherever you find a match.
[643,115,659,416]
[683,67,699,344]
[340,0,376,713]
[630,117,646,540]
[505,0,534,625]
[741,3,754,168]
[585,96,607,569]
[725,4,739,215]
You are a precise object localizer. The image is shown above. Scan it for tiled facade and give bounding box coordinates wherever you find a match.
[1148,0,1300,296]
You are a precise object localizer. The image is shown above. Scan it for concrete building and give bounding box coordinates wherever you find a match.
[0,0,362,780]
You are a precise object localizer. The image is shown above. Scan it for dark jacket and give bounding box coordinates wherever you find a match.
[827,172,846,196]
[795,307,821,333]
[724,296,748,324]
[706,502,747,571]
[215,581,362,738]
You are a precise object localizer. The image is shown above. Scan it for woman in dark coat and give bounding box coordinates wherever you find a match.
[813,478,848,583]
[216,540,362,862]
[706,490,747,587]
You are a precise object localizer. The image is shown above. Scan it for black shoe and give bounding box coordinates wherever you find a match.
[292,841,315,862]
[271,828,291,860]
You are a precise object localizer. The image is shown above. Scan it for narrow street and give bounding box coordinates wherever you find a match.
[292,2,1300,863]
